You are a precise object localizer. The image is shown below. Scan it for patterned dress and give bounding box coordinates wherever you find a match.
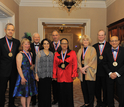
[13,53,37,97]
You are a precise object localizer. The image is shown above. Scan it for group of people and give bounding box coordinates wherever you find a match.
[0,23,124,107]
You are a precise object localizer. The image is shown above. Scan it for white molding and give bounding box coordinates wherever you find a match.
[14,0,21,6]
[38,18,90,41]
[18,0,106,8]
[106,0,116,7]
[13,0,116,8]
[0,2,14,17]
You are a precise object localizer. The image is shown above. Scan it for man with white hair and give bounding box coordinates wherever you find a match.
[30,32,40,105]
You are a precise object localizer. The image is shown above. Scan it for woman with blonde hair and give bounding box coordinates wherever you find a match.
[13,37,37,107]
[77,35,97,107]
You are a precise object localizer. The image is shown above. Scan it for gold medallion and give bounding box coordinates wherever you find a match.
[82,60,84,64]
[8,52,13,57]
[61,63,65,69]
[113,62,118,67]
[99,55,103,60]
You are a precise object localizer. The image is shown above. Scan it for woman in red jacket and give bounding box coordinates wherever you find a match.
[53,38,78,107]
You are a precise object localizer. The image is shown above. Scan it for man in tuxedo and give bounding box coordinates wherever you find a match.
[93,30,111,107]
[0,23,20,107]
[51,30,61,105]
[30,32,40,105]
[103,36,124,107]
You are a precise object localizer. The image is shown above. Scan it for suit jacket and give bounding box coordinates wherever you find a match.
[0,36,20,77]
[77,46,97,81]
[93,42,111,76]
[103,46,124,84]
[53,50,78,82]
[50,41,61,53]
[30,43,40,64]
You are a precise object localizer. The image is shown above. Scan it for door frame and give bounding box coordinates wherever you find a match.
[38,18,90,41]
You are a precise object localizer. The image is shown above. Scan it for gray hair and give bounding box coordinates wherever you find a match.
[32,32,40,37]
[97,29,106,35]
[5,23,14,30]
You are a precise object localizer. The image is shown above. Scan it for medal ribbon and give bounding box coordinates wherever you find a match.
[61,50,67,63]
[5,36,13,52]
[53,41,60,51]
[82,47,88,60]
[23,50,32,65]
[98,41,106,55]
[112,46,119,62]
[35,46,39,54]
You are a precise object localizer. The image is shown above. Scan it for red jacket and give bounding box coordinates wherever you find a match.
[53,50,78,83]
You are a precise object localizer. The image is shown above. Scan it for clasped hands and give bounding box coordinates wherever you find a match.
[79,67,87,74]
[110,72,117,79]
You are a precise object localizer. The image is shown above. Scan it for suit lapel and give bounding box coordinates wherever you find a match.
[3,37,9,52]
[12,39,17,57]
[117,46,121,61]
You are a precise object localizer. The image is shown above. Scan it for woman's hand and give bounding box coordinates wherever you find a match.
[35,74,39,82]
[52,78,57,81]
[21,78,27,85]
[79,67,86,74]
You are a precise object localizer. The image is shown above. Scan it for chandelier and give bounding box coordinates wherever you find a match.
[53,0,86,12]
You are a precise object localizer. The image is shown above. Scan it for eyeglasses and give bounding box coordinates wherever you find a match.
[110,40,119,42]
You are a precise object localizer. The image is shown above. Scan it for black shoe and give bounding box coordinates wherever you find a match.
[95,104,102,107]
[32,102,36,106]
[80,104,88,107]
[52,101,58,105]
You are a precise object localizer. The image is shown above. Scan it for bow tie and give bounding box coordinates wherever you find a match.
[8,39,13,42]
[99,43,104,45]
[112,49,118,52]
[35,45,39,46]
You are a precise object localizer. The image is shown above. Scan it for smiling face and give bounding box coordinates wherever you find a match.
[98,30,106,42]
[22,40,30,51]
[4,25,15,39]
[82,38,89,47]
[110,36,120,49]
[33,33,40,44]
[43,40,50,50]
[52,31,60,42]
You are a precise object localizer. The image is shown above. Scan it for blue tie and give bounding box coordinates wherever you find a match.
[112,49,118,52]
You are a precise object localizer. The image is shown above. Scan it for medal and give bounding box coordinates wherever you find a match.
[5,36,13,57]
[8,52,13,57]
[23,50,32,66]
[82,60,84,64]
[53,41,60,51]
[61,63,65,68]
[98,41,106,60]
[99,55,103,60]
[30,65,33,70]
[112,46,119,67]
[113,62,118,67]
[61,50,67,69]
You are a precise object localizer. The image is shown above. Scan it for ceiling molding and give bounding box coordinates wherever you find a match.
[0,2,14,17]
[14,0,116,8]
[14,0,21,6]
[106,0,116,7]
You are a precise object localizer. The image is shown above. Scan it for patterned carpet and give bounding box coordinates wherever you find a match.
[5,78,119,107]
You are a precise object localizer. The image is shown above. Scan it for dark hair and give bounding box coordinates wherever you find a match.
[40,38,52,51]
[59,38,70,52]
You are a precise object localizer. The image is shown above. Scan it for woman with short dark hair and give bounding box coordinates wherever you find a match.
[53,38,78,107]
[35,38,53,107]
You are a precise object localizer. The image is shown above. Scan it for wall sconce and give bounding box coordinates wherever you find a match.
[79,35,82,39]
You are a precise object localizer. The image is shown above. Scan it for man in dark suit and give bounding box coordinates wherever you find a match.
[51,30,61,105]
[30,32,40,106]
[0,23,20,107]
[93,30,111,107]
[103,36,124,107]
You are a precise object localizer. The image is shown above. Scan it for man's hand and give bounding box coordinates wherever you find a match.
[110,72,117,79]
